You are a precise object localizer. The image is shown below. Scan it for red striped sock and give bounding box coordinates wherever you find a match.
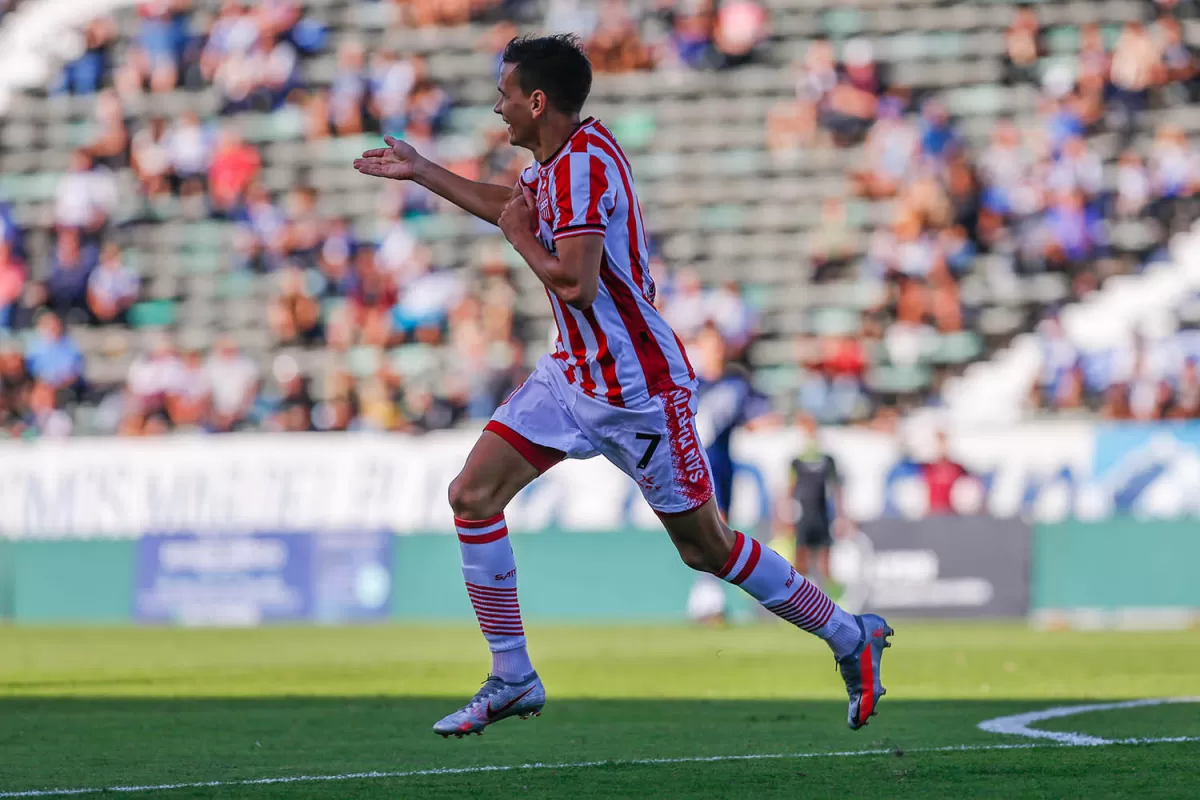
[718,531,859,656]
[456,514,534,680]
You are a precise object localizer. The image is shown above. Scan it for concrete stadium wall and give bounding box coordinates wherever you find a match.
[0,532,748,625]
[3,522,1198,625]
[1032,521,1200,628]
[1,539,134,623]
[393,530,738,622]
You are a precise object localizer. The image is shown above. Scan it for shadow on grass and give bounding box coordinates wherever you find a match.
[3,696,1197,797]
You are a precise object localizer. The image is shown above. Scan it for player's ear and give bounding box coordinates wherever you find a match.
[529,89,547,119]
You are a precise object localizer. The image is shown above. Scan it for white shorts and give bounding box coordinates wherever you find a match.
[487,354,715,515]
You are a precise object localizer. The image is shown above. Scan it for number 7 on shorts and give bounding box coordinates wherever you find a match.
[635,433,662,470]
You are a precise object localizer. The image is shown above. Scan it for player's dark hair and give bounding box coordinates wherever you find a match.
[501,34,592,115]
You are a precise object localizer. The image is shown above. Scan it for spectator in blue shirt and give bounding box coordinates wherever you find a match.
[25,312,84,391]
[1043,96,1085,156]
[1043,189,1101,269]
[920,101,959,161]
[47,229,100,316]
[0,202,24,261]
[55,18,116,95]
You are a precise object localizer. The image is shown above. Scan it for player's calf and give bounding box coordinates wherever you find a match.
[661,503,860,650]
[713,530,862,655]
[659,499,737,575]
[434,429,551,737]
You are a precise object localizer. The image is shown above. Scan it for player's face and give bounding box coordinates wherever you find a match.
[494,63,535,149]
[798,414,817,436]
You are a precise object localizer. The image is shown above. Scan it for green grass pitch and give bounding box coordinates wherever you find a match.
[1,622,1198,798]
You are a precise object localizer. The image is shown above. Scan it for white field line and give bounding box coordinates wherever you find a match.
[977,697,1200,746]
[3,736,1200,798]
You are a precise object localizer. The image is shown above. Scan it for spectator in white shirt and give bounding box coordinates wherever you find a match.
[370,49,416,132]
[28,380,73,438]
[1151,124,1198,200]
[377,206,420,281]
[390,255,464,345]
[87,243,140,325]
[55,150,118,233]
[329,39,369,136]
[706,280,756,356]
[131,117,172,199]
[1114,150,1152,219]
[1048,135,1104,199]
[258,31,299,107]
[204,336,259,432]
[127,333,183,420]
[167,111,211,195]
[166,346,212,429]
[663,268,708,341]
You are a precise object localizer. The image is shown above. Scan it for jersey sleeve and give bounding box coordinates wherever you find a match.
[550,151,615,242]
[519,164,539,192]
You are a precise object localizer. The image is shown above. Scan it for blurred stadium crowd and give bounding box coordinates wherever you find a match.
[1,0,1199,439]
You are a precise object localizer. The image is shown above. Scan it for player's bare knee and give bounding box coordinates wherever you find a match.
[701,535,735,574]
[664,504,735,574]
[447,474,505,521]
[676,534,732,574]
[676,541,715,573]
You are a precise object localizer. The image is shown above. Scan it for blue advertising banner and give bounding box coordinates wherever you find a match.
[312,532,392,623]
[1090,422,1200,517]
[135,532,391,625]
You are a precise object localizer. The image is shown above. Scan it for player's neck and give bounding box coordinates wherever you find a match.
[531,114,584,164]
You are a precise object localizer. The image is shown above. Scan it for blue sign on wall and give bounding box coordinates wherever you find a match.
[135,532,391,625]
[1091,422,1200,516]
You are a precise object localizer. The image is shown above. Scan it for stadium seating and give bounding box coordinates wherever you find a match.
[0,0,1197,434]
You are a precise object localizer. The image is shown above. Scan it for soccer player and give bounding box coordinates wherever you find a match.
[687,323,776,624]
[785,413,851,590]
[353,34,892,737]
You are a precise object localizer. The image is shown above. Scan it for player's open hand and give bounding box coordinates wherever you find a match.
[498,189,538,243]
[353,135,421,181]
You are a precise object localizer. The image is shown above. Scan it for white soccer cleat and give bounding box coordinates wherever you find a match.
[433,673,546,738]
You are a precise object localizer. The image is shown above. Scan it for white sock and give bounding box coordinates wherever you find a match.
[718,531,863,659]
[492,646,535,682]
[455,514,535,682]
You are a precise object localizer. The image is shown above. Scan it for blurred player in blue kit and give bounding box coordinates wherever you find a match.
[693,323,777,518]
[687,323,779,623]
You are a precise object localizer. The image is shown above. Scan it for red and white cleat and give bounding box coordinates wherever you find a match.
[836,614,894,730]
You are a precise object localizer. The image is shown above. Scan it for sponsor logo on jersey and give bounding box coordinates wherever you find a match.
[537,175,553,222]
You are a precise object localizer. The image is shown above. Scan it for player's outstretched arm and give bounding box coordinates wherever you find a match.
[498,187,601,310]
[353,136,513,225]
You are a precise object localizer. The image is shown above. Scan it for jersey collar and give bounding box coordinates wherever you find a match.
[537,117,596,171]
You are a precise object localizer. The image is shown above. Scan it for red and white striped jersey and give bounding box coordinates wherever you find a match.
[519,117,695,406]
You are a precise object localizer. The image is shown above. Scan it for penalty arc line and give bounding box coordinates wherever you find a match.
[978,696,1200,746]
[2,736,1199,798]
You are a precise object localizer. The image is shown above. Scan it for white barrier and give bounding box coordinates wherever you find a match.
[6,420,1199,539]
